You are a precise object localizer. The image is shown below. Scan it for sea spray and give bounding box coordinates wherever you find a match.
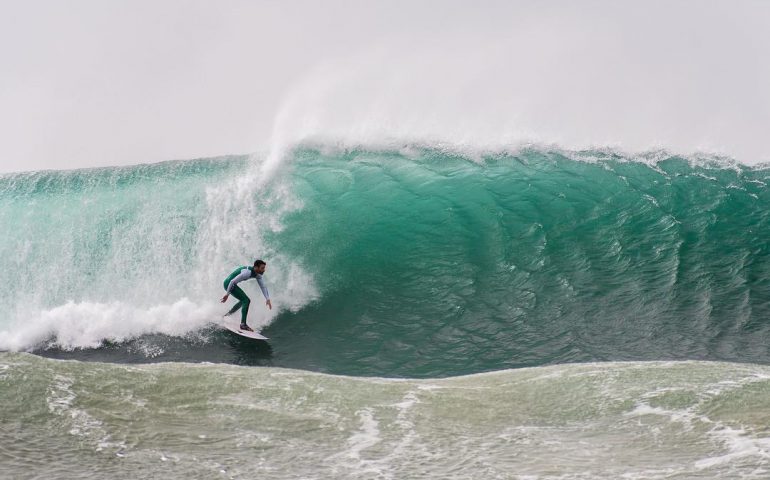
[0,156,318,352]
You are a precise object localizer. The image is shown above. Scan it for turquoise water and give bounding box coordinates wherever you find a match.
[2,147,769,377]
[3,146,770,478]
[271,149,770,377]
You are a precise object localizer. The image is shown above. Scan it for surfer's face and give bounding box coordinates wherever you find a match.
[255,264,267,274]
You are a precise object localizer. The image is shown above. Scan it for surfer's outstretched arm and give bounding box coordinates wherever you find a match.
[257,276,272,310]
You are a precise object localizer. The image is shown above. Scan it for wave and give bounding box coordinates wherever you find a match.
[1,145,769,377]
[0,155,317,351]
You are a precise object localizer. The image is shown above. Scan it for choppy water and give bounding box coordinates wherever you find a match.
[3,353,770,479]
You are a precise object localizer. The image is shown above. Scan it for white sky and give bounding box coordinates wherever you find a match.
[2,1,770,173]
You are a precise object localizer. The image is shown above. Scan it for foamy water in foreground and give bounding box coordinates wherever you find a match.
[3,353,770,479]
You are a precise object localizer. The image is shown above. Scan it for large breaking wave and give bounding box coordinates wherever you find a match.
[1,145,769,377]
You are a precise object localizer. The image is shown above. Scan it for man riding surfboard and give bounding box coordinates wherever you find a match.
[221,259,272,332]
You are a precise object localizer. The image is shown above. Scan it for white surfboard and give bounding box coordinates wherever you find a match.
[221,316,269,340]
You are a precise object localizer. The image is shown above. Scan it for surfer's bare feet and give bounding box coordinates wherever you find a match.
[240,324,253,332]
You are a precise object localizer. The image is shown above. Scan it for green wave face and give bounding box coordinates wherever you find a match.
[271,149,770,376]
[2,148,770,377]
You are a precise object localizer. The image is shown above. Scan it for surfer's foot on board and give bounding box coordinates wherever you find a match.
[239,324,254,332]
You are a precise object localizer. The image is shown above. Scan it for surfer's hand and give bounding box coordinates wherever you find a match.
[220,294,228,303]
[266,299,272,310]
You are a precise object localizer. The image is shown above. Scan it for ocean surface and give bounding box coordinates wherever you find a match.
[3,146,770,478]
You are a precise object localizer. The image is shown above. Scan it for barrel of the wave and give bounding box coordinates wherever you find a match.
[266,147,770,377]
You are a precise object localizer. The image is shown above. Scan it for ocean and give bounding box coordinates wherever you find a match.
[3,146,770,478]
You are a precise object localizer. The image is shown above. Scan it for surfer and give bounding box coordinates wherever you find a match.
[220,260,272,332]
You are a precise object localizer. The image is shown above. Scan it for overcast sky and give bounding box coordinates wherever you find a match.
[2,1,769,173]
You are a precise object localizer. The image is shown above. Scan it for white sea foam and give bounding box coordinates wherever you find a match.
[45,373,127,453]
[0,298,219,351]
[346,408,382,460]
[696,426,770,469]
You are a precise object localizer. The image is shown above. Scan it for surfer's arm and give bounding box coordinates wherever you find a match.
[256,277,270,300]
[257,277,272,309]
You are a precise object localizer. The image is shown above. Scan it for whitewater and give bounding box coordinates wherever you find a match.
[4,353,770,479]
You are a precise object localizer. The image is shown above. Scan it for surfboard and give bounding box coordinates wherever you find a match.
[221,316,269,340]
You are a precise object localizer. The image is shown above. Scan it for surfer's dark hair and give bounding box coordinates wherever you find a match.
[254,259,266,268]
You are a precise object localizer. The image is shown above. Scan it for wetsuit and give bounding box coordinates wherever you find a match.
[223,266,270,326]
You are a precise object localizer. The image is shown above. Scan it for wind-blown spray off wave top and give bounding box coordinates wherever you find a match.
[1,145,770,377]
